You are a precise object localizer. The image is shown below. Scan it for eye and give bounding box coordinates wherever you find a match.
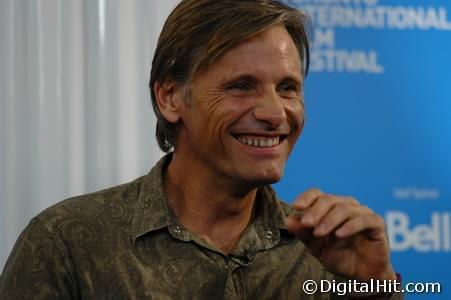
[278,82,301,98]
[227,81,252,91]
[278,83,298,92]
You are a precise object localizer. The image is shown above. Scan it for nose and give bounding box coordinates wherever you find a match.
[253,91,287,128]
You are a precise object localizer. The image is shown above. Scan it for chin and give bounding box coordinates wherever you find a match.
[249,169,284,185]
[261,175,282,185]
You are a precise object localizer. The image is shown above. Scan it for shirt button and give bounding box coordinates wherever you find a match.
[264,230,273,239]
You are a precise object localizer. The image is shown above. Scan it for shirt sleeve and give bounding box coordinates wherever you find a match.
[0,218,79,299]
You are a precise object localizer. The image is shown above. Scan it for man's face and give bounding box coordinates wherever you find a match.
[175,25,304,189]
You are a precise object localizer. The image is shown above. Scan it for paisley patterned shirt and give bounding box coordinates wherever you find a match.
[0,155,402,299]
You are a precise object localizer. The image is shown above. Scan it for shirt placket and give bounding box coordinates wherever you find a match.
[223,257,249,300]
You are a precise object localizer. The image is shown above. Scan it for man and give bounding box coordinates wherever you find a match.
[0,0,402,299]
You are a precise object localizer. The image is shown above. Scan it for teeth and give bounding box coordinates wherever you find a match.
[237,136,280,148]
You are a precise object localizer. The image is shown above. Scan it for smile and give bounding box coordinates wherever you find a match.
[235,135,282,148]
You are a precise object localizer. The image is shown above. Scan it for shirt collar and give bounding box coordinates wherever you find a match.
[131,154,174,242]
[131,153,292,250]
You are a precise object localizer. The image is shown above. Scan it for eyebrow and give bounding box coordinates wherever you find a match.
[220,74,258,86]
[220,73,302,87]
[279,76,303,90]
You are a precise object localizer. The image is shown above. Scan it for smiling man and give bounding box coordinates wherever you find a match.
[0,0,402,299]
[158,24,303,255]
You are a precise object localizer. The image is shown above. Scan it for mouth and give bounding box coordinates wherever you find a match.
[232,134,288,148]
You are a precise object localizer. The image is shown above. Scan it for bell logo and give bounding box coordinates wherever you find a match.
[385,211,451,252]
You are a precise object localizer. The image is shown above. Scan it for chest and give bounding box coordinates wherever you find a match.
[72,232,327,299]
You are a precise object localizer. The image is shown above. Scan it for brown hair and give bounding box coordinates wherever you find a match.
[149,0,310,152]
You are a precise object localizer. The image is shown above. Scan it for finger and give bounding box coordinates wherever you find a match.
[335,212,386,240]
[284,215,305,236]
[284,216,316,243]
[309,196,360,236]
[292,188,324,210]
[300,194,339,227]
[312,200,360,237]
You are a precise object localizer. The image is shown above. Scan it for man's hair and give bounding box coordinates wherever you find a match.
[149,0,310,152]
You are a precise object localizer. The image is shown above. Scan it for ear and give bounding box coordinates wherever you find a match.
[154,80,184,124]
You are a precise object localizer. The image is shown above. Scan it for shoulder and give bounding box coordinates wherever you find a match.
[0,175,150,296]
[29,176,147,256]
[36,176,145,226]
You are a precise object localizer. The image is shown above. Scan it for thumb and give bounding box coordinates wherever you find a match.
[284,215,325,258]
[284,215,315,244]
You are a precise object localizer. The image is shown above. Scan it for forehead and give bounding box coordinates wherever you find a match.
[203,25,302,79]
[232,26,298,57]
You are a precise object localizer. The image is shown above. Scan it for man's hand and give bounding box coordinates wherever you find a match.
[284,188,396,281]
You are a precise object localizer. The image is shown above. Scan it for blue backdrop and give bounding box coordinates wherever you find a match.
[276,0,451,299]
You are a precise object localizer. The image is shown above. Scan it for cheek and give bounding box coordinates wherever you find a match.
[194,101,238,145]
[286,101,305,134]
[205,97,254,130]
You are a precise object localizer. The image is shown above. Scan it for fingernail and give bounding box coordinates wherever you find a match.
[283,218,290,226]
[335,228,346,237]
[301,214,313,225]
[316,223,327,235]
[284,217,295,227]
[295,200,306,209]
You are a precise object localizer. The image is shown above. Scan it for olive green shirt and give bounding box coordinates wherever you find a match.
[0,155,402,299]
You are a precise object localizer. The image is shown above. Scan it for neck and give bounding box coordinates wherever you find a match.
[165,152,258,254]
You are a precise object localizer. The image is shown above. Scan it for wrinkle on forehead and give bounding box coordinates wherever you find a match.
[233,27,296,57]
[209,26,302,81]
